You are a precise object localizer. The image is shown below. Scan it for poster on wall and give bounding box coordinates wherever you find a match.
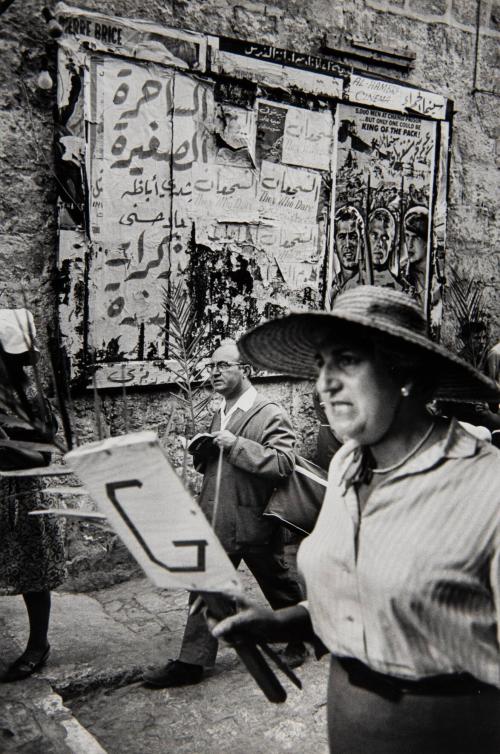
[329,104,441,325]
[55,5,451,388]
[56,1,207,70]
[86,57,213,365]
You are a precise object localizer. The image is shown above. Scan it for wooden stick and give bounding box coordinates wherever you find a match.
[212,445,224,529]
[201,591,287,704]
[92,373,104,441]
[0,438,59,452]
[121,364,130,433]
[29,508,107,521]
[0,465,71,477]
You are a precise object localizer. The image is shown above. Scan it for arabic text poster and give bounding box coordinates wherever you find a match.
[281,107,334,171]
[258,161,321,223]
[192,163,258,221]
[87,62,216,360]
[88,57,174,358]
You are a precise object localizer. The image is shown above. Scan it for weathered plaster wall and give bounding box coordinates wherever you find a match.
[1,0,498,339]
[0,0,498,586]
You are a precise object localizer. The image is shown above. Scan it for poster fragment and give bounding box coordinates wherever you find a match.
[56,2,207,70]
[282,108,333,171]
[348,74,446,120]
[258,161,321,223]
[329,104,437,320]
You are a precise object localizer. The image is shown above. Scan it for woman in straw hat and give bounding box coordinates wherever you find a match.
[211,286,500,753]
[0,309,66,683]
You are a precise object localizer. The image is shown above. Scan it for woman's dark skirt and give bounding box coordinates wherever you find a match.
[327,656,500,754]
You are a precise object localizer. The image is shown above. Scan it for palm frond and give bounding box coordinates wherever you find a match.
[446,267,491,369]
[161,281,211,455]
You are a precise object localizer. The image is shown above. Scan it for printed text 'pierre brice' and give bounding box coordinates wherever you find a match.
[63,16,123,46]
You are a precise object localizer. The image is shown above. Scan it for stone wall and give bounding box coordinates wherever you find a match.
[1,0,498,586]
[1,0,498,342]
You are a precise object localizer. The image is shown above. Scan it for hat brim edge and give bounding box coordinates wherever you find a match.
[238,311,500,403]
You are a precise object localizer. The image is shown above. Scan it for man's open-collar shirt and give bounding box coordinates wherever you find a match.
[298,418,500,687]
[220,385,257,429]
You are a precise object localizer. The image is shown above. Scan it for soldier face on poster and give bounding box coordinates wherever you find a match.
[368,208,395,268]
[330,104,438,314]
[403,205,429,302]
[328,206,365,305]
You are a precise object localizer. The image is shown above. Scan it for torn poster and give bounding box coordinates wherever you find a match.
[210,35,344,99]
[256,101,288,164]
[214,104,257,168]
[329,104,437,321]
[282,108,334,172]
[192,164,258,221]
[258,161,321,223]
[55,7,451,388]
[85,59,213,361]
[348,74,447,120]
[256,101,333,172]
[56,1,206,70]
[86,56,174,359]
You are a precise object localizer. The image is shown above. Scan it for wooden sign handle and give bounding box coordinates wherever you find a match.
[200,592,287,704]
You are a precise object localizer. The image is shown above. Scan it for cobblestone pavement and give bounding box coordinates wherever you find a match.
[1,567,330,754]
[70,652,329,754]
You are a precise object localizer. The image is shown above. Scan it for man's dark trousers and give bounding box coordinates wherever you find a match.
[178,545,303,667]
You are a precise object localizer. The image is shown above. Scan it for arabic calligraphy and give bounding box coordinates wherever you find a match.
[198,221,317,252]
[259,162,321,222]
[282,107,333,171]
[349,75,446,120]
[219,37,341,76]
[88,59,205,360]
[256,101,287,164]
[192,164,258,220]
[121,176,192,199]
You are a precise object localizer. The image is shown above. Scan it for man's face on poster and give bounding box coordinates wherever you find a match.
[335,219,360,270]
[368,217,392,268]
[404,228,427,267]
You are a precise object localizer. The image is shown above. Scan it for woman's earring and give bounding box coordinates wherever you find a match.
[401,385,410,397]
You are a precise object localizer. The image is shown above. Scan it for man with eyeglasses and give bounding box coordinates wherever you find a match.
[144,339,306,688]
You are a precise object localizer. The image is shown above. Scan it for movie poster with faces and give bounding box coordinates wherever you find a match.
[330,104,440,324]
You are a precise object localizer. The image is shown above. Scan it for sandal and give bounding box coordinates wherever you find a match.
[1,645,50,683]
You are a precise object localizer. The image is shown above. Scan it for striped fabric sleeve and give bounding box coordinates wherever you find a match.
[491,535,500,649]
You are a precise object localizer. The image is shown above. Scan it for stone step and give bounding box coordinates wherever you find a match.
[0,678,107,754]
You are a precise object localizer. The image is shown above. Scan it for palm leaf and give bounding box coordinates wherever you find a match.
[161,281,212,473]
[446,267,491,369]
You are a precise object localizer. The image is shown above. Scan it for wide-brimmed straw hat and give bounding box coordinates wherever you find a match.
[238,286,499,403]
[0,308,39,361]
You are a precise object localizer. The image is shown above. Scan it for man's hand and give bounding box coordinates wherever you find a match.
[212,430,237,451]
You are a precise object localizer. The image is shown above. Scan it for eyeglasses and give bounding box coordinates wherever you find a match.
[207,361,241,372]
